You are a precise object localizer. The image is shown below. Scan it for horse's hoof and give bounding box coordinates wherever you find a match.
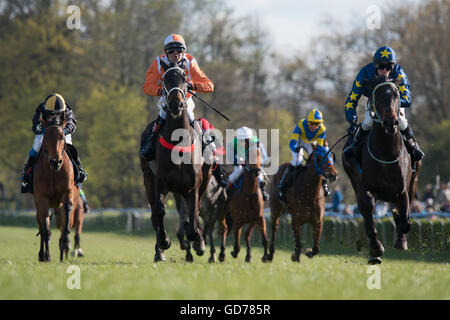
[193,240,205,256]
[245,255,252,263]
[368,256,382,265]
[291,254,300,262]
[231,251,238,258]
[261,255,270,263]
[394,239,408,250]
[154,252,166,262]
[218,253,225,262]
[369,241,384,258]
[185,254,194,263]
[208,255,216,263]
[158,237,171,250]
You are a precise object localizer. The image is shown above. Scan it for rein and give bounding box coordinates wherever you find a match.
[366,129,401,164]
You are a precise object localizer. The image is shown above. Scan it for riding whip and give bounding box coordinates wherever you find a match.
[188,90,230,122]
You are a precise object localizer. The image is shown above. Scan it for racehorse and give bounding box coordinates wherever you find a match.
[223,139,270,263]
[33,115,81,262]
[174,174,228,263]
[268,144,338,263]
[140,61,212,262]
[342,75,421,264]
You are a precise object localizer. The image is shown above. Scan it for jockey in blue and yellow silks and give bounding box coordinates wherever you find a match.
[278,109,331,203]
[343,46,424,162]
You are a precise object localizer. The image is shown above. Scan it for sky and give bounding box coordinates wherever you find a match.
[225,0,410,52]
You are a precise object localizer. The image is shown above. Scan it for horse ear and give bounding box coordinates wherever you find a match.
[160,60,170,72]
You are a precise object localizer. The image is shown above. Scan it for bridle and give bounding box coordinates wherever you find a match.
[161,66,187,118]
[370,81,400,125]
[43,125,66,167]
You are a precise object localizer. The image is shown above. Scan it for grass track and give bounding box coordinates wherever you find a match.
[0,226,448,299]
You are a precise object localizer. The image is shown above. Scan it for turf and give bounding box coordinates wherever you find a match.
[0,225,448,299]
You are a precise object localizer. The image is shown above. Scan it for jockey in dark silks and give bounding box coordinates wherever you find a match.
[20,93,89,211]
[343,46,424,163]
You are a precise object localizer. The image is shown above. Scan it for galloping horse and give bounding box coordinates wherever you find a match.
[268,145,338,263]
[342,75,421,264]
[33,115,81,262]
[222,139,270,263]
[140,61,212,262]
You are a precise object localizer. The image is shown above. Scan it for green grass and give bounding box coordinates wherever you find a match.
[0,225,449,300]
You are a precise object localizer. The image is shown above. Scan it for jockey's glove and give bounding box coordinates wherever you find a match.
[187,82,195,92]
[347,122,357,136]
[34,124,43,134]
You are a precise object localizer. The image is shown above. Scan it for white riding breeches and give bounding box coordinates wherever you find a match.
[30,133,72,156]
[290,140,314,167]
[158,96,195,122]
[361,105,408,131]
[227,165,265,184]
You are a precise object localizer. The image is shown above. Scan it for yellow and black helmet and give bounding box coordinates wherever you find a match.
[44,93,66,114]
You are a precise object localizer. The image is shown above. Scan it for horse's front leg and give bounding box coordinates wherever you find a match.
[36,199,51,262]
[357,189,384,264]
[154,179,171,252]
[219,217,228,262]
[186,191,205,256]
[393,191,410,250]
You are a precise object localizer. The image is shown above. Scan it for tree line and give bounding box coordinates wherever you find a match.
[0,0,447,208]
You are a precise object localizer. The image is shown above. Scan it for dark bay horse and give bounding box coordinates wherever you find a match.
[268,144,338,263]
[33,116,81,262]
[174,174,228,263]
[140,61,213,262]
[223,140,270,263]
[342,75,421,264]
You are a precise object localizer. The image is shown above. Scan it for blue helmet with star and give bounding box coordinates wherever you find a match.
[373,46,397,66]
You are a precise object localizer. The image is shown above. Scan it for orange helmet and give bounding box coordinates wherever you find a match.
[163,34,186,51]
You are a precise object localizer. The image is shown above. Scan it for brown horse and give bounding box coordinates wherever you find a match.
[140,62,213,262]
[33,116,80,262]
[268,144,338,263]
[222,139,270,263]
[342,75,421,264]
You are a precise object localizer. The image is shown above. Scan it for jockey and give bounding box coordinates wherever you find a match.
[278,109,331,203]
[140,33,227,186]
[343,46,424,163]
[20,93,88,194]
[225,127,270,201]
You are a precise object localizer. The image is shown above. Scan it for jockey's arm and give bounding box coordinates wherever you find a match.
[189,59,214,93]
[32,104,45,134]
[142,59,163,97]
[289,121,302,152]
[63,105,77,136]
[394,66,412,108]
[344,68,365,124]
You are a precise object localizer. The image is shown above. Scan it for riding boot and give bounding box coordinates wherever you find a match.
[401,126,424,162]
[278,164,295,203]
[20,154,34,184]
[140,116,165,161]
[351,126,369,163]
[212,163,228,188]
[322,180,331,197]
[259,180,269,201]
[75,155,88,184]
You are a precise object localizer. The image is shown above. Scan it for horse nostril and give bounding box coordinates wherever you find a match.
[58,159,63,165]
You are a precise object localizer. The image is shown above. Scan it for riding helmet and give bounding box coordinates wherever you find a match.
[307,109,324,124]
[164,34,187,52]
[373,46,397,66]
[44,93,66,114]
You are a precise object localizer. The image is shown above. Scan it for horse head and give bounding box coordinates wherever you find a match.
[366,75,402,136]
[161,60,188,118]
[244,139,261,178]
[311,144,338,182]
[41,115,66,172]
